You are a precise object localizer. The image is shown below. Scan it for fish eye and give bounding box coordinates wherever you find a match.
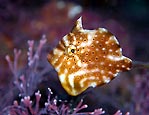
[71,49,75,53]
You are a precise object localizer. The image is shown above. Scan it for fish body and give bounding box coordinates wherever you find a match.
[47,17,132,96]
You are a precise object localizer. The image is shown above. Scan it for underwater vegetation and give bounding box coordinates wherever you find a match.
[0,0,149,115]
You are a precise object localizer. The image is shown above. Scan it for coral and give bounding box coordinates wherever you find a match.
[0,36,50,110]
[5,35,47,97]
[1,87,128,115]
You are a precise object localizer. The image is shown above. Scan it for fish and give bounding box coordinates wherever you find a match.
[47,17,132,96]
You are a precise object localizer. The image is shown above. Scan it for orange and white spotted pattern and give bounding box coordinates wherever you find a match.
[47,17,132,96]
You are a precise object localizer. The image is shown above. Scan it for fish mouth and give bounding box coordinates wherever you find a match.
[47,53,52,63]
